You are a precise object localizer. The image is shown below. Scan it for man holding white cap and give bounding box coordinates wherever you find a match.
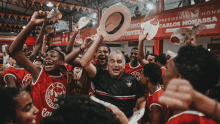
[81,32,145,118]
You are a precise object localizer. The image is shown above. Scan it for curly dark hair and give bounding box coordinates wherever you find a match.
[158,53,167,65]
[40,95,121,124]
[174,45,220,94]
[0,87,23,124]
[143,63,162,85]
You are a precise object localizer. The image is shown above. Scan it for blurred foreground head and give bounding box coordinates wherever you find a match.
[40,95,121,124]
[163,45,220,94]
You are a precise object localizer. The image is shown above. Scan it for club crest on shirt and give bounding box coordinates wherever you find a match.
[45,82,66,109]
[21,74,32,88]
[131,71,141,81]
[126,80,132,87]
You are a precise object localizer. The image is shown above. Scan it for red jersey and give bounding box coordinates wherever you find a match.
[147,86,170,123]
[3,67,32,88]
[161,67,166,76]
[125,62,143,81]
[64,63,72,72]
[166,110,217,124]
[31,67,68,124]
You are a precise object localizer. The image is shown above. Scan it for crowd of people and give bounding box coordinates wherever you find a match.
[0,10,220,124]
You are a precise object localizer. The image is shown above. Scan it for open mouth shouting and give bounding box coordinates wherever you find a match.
[112,68,119,73]
[98,55,107,64]
[44,60,54,69]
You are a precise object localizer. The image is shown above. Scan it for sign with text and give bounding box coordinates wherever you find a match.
[50,0,220,46]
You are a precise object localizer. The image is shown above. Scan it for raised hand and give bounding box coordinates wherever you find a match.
[30,10,49,25]
[139,29,148,42]
[72,24,79,35]
[184,35,198,46]
[81,37,93,50]
[159,79,195,110]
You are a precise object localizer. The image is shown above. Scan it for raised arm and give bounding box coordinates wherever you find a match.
[80,32,103,78]
[41,34,47,57]
[66,25,79,54]
[185,35,198,46]
[29,22,47,62]
[9,11,48,81]
[4,75,16,87]
[65,36,92,67]
[138,30,149,66]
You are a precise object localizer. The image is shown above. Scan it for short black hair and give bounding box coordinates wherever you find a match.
[158,53,167,65]
[131,47,138,51]
[0,87,23,124]
[143,63,162,85]
[149,53,158,62]
[40,95,121,124]
[174,45,220,94]
[46,46,65,61]
[97,44,111,53]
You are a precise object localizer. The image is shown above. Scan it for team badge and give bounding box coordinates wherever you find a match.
[126,80,132,87]
[21,74,32,88]
[45,82,66,109]
[131,72,141,81]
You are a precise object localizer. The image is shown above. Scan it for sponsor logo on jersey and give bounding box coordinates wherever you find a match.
[45,82,66,109]
[42,108,52,117]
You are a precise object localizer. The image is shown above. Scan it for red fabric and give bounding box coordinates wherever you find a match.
[166,110,217,124]
[88,82,95,96]
[124,62,143,81]
[93,58,97,66]
[161,67,166,76]
[3,67,32,88]
[31,68,67,124]
[64,63,73,72]
[147,86,171,123]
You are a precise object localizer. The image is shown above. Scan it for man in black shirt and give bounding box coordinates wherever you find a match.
[81,32,145,118]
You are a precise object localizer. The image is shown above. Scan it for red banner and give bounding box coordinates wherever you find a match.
[48,0,220,47]
[50,35,62,46]
[115,0,220,41]
[70,0,220,43]
[0,36,37,45]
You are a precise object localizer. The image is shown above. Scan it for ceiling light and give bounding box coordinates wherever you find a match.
[22,26,26,29]
[47,2,53,7]
[147,4,154,10]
